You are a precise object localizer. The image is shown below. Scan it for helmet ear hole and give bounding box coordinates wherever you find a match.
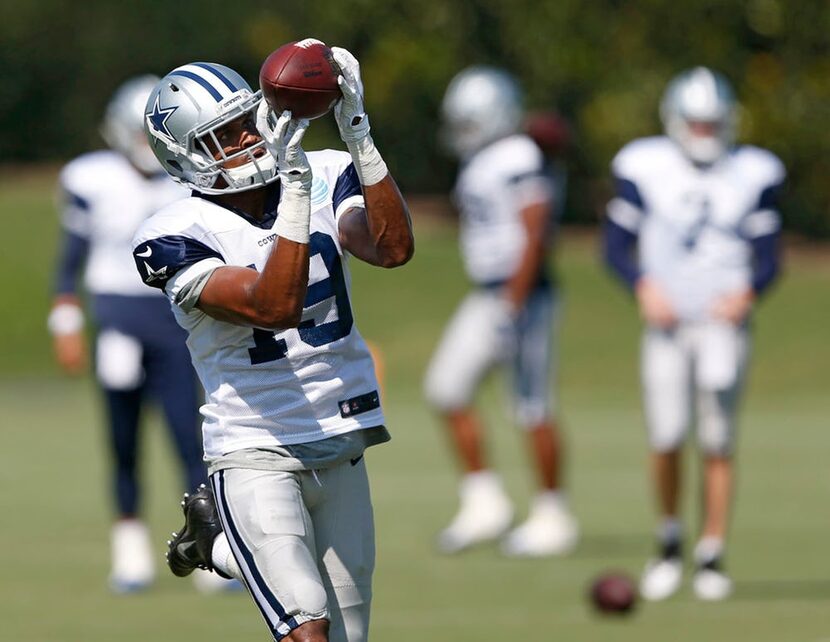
[170,85,180,92]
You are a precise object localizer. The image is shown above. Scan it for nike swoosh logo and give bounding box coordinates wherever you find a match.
[136,246,152,258]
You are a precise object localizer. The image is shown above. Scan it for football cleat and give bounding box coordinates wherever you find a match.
[500,495,579,557]
[436,474,514,554]
[109,519,155,594]
[693,558,733,601]
[640,537,684,601]
[166,484,230,579]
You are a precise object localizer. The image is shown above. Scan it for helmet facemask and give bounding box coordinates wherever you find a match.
[144,64,279,194]
[661,67,737,166]
[441,66,523,160]
[182,92,278,193]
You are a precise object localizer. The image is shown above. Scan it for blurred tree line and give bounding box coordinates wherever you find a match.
[1,0,828,233]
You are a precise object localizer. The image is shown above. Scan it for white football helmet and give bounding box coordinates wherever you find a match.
[101,75,163,174]
[144,63,278,194]
[660,67,737,165]
[441,66,523,159]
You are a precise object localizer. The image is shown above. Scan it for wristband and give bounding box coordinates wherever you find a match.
[275,188,311,244]
[47,303,84,336]
[347,134,388,186]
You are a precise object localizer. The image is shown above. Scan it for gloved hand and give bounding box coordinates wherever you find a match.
[331,46,370,144]
[256,103,312,243]
[330,46,388,186]
[256,103,311,190]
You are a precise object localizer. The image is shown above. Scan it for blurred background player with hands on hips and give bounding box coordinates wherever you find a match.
[424,66,578,557]
[47,76,211,593]
[604,66,785,601]
[132,47,412,642]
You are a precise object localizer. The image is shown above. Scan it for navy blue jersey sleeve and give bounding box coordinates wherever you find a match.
[603,218,641,290]
[133,235,224,290]
[614,177,645,209]
[751,230,781,295]
[332,163,362,213]
[54,231,89,295]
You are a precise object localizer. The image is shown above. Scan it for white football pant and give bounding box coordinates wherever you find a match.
[211,459,374,642]
[641,321,750,456]
[424,288,558,428]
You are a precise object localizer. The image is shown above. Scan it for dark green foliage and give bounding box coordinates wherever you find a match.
[1,0,828,232]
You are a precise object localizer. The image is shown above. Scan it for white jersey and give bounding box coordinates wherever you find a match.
[131,150,384,458]
[608,136,785,320]
[454,134,558,285]
[59,150,188,296]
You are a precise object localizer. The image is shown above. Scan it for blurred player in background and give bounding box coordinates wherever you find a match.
[48,76,210,593]
[604,67,784,601]
[133,49,412,642]
[424,67,578,557]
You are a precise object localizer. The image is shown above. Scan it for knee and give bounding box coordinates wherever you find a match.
[288,618,329,642]
[648,421,687,453]
[423,364,470,412]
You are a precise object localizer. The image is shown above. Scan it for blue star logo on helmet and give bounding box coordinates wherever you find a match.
[147,95,178,142]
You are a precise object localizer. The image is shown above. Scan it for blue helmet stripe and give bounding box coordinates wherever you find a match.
[191,63,239,93]
[169,70,223,101]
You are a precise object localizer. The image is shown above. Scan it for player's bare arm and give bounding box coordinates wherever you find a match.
[503,200,551,310]
[198,112,314,329]
[338,176,413,267]
[331,47,414,268]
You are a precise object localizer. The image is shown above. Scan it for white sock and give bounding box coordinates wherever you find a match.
[211,533,242,580]
[658,517,682,544]
[534,490,568,512]
[694,536,725,565]
[460,469,503,494]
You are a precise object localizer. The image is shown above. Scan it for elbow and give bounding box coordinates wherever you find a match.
[252,302,304,331]
[378,238,415,269]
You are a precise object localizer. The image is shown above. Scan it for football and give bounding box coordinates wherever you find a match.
[588,572,638,615]
[259,39,341,120]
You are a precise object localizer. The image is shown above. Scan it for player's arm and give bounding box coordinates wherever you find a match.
[712,179,784,324]
[331,46,414,268]
[503,199,552,310]
[198,114,312,329]
[603,174,676,328]
[49,188,91,374]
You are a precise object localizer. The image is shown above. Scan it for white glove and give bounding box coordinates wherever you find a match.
[331,47,370,144]
[256,103,312,243]
[330,46,388,185]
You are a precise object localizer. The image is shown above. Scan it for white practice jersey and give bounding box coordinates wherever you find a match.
[454,134,558,285]
[609,136,785,320]
[59,150,188,296]
[131,150,384,458]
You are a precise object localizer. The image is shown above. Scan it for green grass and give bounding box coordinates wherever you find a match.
[1,170,829,641]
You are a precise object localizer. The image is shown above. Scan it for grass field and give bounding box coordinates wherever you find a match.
[1,170,829,641]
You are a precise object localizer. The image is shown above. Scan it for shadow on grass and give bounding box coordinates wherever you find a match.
[571,532,650,559]
[735,579,830,601]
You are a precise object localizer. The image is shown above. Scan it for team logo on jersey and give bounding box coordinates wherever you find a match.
[142,261,168,283]
[147,95,178,142]
[310,175,329,206]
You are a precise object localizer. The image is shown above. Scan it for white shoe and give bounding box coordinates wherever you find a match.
[639,557,683,601]
[501,495,579,557]
[192,568,245,594]
[109,519,155,593]
[436,472,513,554]
[693,567,733,601]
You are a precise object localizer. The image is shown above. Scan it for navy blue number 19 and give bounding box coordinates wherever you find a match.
[248,232,353,365]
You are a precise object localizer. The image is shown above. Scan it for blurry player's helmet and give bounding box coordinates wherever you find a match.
[660,67,737,165]
[441,66,523,159]
[101,75,163,174]
[144,63,278,194]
